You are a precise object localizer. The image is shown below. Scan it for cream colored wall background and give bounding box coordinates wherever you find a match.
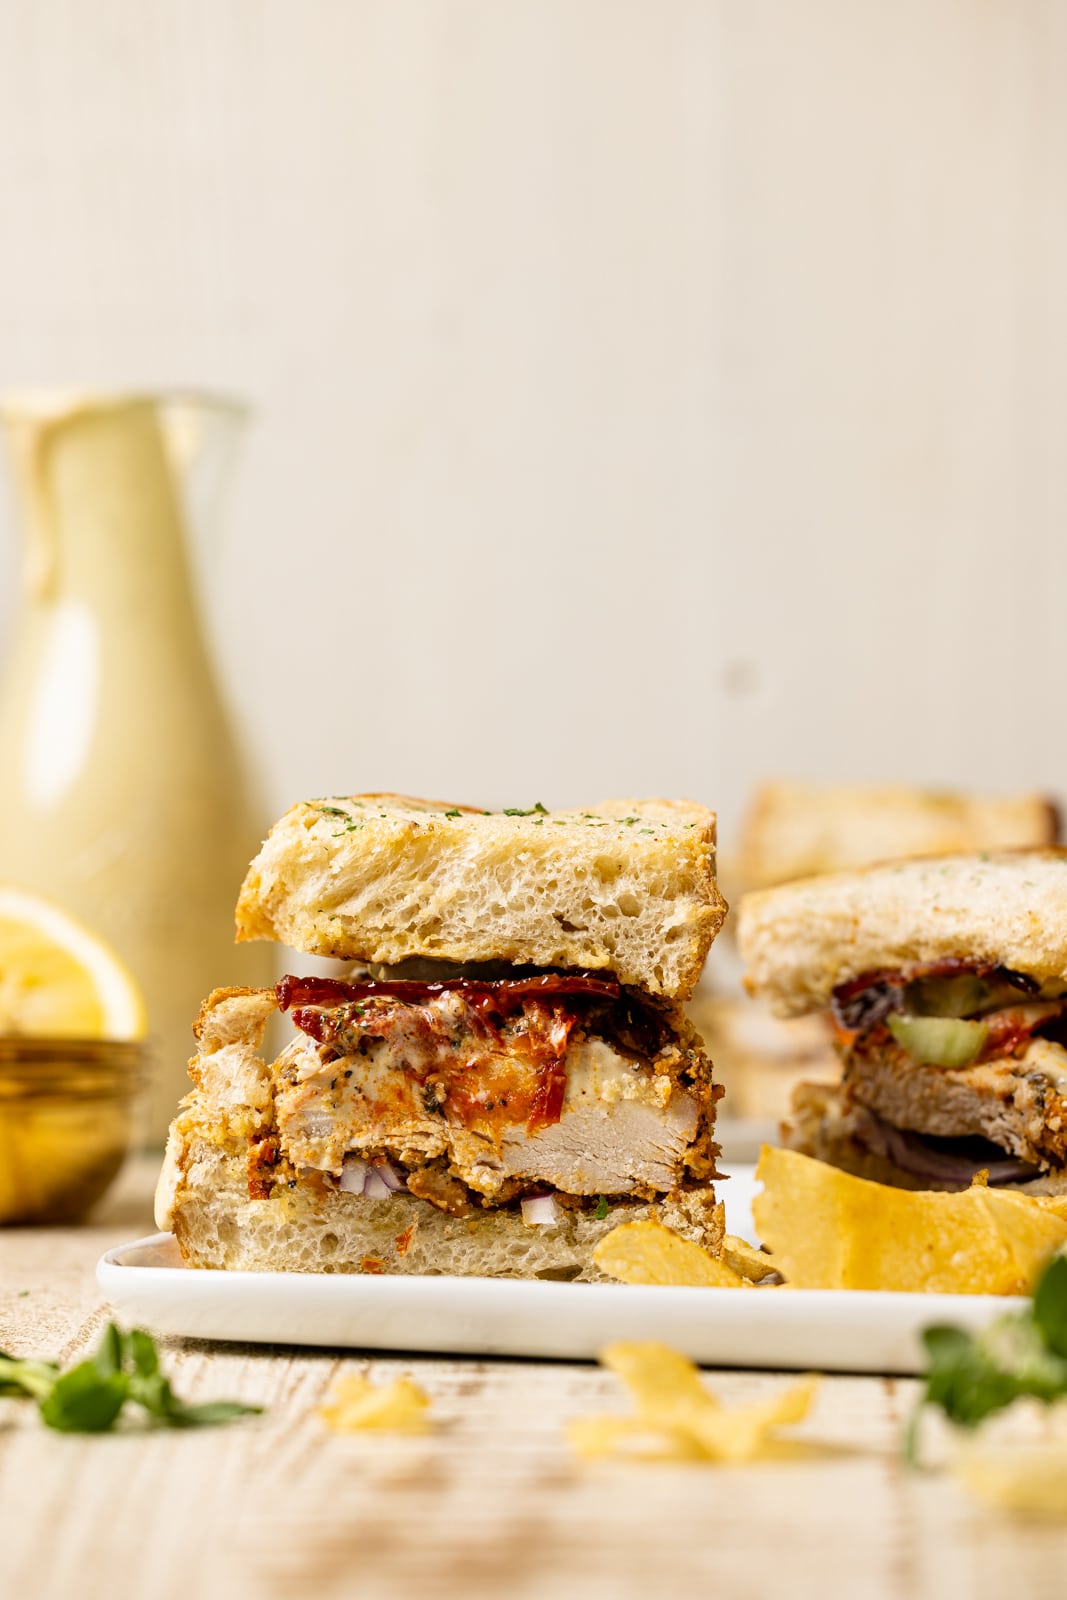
[0,0,1065,860]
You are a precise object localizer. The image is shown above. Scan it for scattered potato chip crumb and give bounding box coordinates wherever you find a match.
[319,1373,431,1433]
[593,1221,748,1287]
[952,1442,1067,1514]
[567,1340,818,1464]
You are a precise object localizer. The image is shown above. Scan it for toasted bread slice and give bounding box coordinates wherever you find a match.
[738,848,1067,1017]
[235,794,724,999]
[734,781,1060,892]
[159,1135,724,1279]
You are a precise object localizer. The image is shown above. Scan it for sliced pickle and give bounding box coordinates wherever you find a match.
[904,974,989,1017]
[887,1013,988,1068]
[904,970,1042,1018]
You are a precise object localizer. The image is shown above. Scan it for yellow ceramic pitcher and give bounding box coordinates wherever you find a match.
[0,392,272,1140]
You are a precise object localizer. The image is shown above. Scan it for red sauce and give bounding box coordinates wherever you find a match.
[525,1055,569,1133]
[276,972,620,1012]
[281,979,592,1140]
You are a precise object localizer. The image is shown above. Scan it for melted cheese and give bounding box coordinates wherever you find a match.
[562,1037,672,1110]
[1020,1036,1067,1096]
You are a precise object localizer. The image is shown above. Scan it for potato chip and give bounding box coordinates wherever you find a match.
[952,1441,1067,1514]
[567,1339,818,1464]
[319,1373,431,1433]
[593,1220,747,1287]
[602,1339,716,1421]
[721,1233,779,1282]
[752,1146,1067,1294]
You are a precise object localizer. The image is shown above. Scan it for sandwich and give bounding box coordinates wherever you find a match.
[155,795,727,1277]
[732,780,1060,893]
[738,849,1067,1195]
[698,782,1061,1122]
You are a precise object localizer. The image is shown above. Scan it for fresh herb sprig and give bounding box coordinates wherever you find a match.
[908,1254,1067,1464]
[0,1323,262,1434]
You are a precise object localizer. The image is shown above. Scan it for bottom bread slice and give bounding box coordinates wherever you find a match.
[165,1135,723,1280]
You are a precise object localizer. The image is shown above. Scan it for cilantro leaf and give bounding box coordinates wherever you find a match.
[1034,1253,1067,1359]
[161,1399,263,1429]
[0,1323,262,1435]
[92,1322,125,1378]
[908,1254,1067,1464]
[126,1328,160,1378]
[39,1363,129,1434]
[0,1353,60,1401]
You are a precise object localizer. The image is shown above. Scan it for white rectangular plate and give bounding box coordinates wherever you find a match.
[96,1166,1023,1374]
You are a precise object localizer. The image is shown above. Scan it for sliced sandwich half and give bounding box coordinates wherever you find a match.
[156,795,727,1277]
[738,849,1067,1196]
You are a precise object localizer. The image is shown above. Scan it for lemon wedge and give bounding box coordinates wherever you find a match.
[0,886,146,1039]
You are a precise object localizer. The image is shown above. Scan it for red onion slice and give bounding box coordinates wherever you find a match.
[362,1167,393,1200]
[857,1109,1040,1187]
[340,1154,408,1198]
[521,1193,561,1227]
[375,1158,406,1192]
[339,1155,368,1194]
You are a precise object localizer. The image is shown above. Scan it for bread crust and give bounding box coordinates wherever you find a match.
[236,795,724,999]
[739,848,1067,1016]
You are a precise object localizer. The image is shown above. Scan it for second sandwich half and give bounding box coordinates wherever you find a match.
[157,795,727,1278]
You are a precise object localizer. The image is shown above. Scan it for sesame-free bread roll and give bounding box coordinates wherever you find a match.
[738,848,1067,1017]
[235,794,724,999]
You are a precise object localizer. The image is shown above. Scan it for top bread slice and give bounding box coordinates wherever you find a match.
[235,794,724,999]
[733,781,1059,892]
[738,848,1067,1016]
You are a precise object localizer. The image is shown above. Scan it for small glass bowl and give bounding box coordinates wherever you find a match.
[0,1038,150,1225]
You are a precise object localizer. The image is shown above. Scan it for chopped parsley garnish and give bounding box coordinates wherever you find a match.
[503,803,549,817]
[0,1324,261,1434]
[621,817,639,825]
[316,805,351,819]
[907,1253,1067,1465]
[594,1196,609,1221]
[444,808,462,819]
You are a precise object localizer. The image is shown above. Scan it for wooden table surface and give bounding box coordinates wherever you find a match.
[1,1156,1064,1600]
